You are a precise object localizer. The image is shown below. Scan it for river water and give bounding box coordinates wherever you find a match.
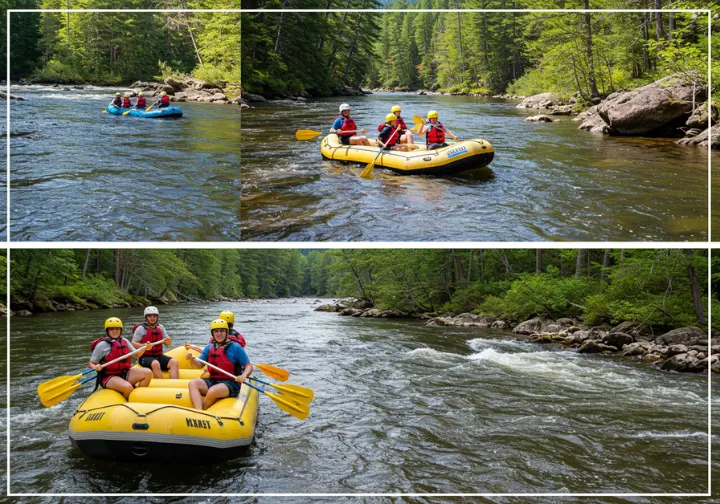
[6,299,715,497]
[241,93,711,242]
[8,85,241,241]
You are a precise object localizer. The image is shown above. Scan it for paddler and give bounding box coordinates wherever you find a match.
[330,103,372,146]
[377,113,411,151]
[185,319,253,410]
[388,105,415,146]
[111,92,122,108]
[89,317,152,398]
[152,90,171,109]
[121,93,132,108]
[418,110,460,150]
[215,310,247,347]
[134,92,147,109]
[131,306,179,379]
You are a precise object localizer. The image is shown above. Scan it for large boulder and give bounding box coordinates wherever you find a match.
[164,77,185,90]
[578,111,611,134]
[314,303,344,312]
[685,102,718,128]
[655,327,706,346]
[491,320,507,329]
[661,353,702,372]
[602,332,634,349]
[516,92,560,109]
[578,340,617,354]
[525,115,553,123]
[597,73,706,134]
[513,318,547,335]
[676,126,720,149]
[622,341,651,356]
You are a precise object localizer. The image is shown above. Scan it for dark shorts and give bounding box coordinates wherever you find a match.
[158,103,169,109]
[202,378,241,398]
[139,354,173,370]
[339,134,351,145]
[428,143,448,150]
[100,370,128,388]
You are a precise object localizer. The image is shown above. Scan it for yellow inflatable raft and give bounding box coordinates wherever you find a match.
[68,346,259,462]
[320,133,494,175]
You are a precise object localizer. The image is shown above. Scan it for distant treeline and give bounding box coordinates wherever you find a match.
[240,0,717,100]
[10,249,709,331]
[2,1,240,85]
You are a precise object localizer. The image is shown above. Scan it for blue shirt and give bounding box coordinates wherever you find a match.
[332,117,344,130]
[200,341,250,366]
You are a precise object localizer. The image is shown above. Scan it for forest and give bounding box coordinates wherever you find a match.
[9,249,711,332]
[241,0,718,101]
[1,0,240,85]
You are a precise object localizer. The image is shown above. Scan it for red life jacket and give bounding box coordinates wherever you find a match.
[134,322,164,356]
[90,337,132,376]
[161,96,170,104]
[122,97,131,108]
[378,116,407,133]
[136,97,147,106]
[208,328,246,347]
[334,115,357,137]
[112,97,122,107]
[207,342,244,379]
[379,125,399,146]
[426,122,446,145]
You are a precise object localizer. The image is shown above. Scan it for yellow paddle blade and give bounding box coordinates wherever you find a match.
[265,390,310,420]
[253,363,290,382]
[40,381,83,408]
[295,129,323,141]
[273,383,314,404]
[145,105,154,112]
[37,373,82,397]
[360,160,376,178]
[122,109,131,116]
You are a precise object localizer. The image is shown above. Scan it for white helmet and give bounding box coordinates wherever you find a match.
[339,103,351,112]
[144,306,159,317]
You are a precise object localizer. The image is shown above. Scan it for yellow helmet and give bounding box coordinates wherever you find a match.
[138,92,144,97]
[218,311,235,325]
[161,91,167,96]
[115,92,121,97]
[428,110,439,119]
[391,105,402,114]
[210,318,229,334]
[124,93,130,98]
[104,317,123,332]
[385,113,397,123]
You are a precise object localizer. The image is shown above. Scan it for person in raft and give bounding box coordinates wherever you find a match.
[185,319,253,410]
[89,317,153,398]
[131,306,179,379]
[153,91,171,109]
[135,92,147,109]
[330,103,372,146]
[111,92,123,108]
[418,110,460,150]
[121,93,132,109]
[377,113,411,151]
[383,105,414,146]
[216,310,247,347]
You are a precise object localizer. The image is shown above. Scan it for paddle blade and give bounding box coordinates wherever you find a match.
[122,109,131,116]
[273,383,314,404]
[253,363,289,382]
[40,381,82,408]
[360,160,376,178]
[265,390,310,420]
[37,374,82,397]
[295,129,322,141]
[145,105,154,112]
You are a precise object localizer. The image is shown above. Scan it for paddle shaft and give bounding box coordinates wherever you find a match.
[94,339,163,370]
[193,357,243,381]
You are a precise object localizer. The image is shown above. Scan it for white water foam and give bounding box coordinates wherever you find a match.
[406,347,463,363]
[624,430,709,439]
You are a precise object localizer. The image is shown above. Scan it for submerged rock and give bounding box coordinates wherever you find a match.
[525,114,553,123]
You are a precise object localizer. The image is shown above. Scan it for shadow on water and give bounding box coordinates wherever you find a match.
[241,93,712,241]
[9,85,240,241]
[7,300,714,495]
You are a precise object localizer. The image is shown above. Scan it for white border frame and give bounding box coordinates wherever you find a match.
[4,6,714,499]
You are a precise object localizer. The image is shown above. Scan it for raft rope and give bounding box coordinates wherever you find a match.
[75,400,248,427]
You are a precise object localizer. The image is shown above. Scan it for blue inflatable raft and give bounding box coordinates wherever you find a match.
[106,104,183,118]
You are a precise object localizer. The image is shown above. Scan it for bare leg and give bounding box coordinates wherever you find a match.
[105,376,134,399]
[127,368,152,388]
[150,359,163,379]
[189,378,209,410]
[168,359,179,379]
[203,383,231,410]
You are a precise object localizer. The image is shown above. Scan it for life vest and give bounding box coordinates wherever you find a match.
[378,116,407,133]
[136,97,147,107]
[379,125,399,146]
[334,115,357,137]
[208,328,246,347]
[112,98,122,107]
[207,342,244,379]
[426,122,446,145]
[161,96,170,104]
[90,337,132,376]
[122,97,131,108]
[133,322,164,356]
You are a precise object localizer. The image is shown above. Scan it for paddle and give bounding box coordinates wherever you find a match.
[122,109,132,116]
[146,104,155,112]
[193,358,310,420]
[296,129,358,141]
[410,114,424,133]
[37,340,163,408]
[248,376,314,404]
[360,126,400,178]
[185,342,291,382]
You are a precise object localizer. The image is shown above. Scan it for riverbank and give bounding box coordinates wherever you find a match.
[315,298,717,374]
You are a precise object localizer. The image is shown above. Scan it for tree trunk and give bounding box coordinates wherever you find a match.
[536,249,542,274]
[654,0,665,40]
[179,1,203,66]
[115,249,121,288]
[456,5,465,82]
[668,12,675,39]
[584,0,599,97]
[82,249,91,279]
[684,250,706,325]
[274,4,286,54]
[600,249,611,283]
[575,249,584,279]
[453,252,468,290]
